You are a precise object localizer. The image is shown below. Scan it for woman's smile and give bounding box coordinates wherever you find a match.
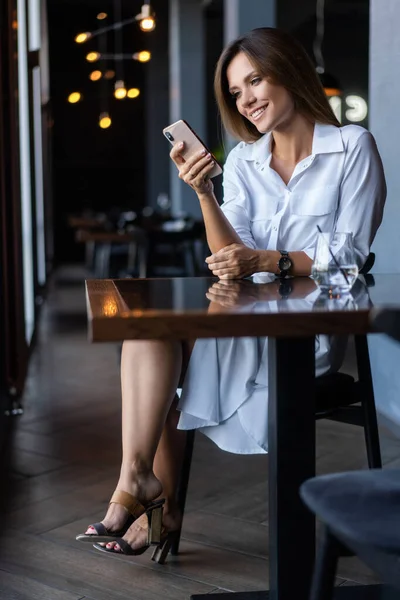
[227,51,295,133]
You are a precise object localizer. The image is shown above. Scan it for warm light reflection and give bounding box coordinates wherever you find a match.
[99,112,112,129]
[133,50,151,62]
[75,32,91,43]
[89,70,102,81]
[12,19,18,30]
[324,87,342,97]
[104,70,115,80]
[102,297,118,316]
[127,88,140,99]
[86,52,100,62]
[140,17,156,31]
[97,12,108,20]
[67,92,82,104]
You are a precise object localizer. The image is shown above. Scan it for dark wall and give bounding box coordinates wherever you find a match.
[279,0,369,126]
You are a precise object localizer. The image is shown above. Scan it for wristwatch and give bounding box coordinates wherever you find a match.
[277,250,292,278]
[278,279,293,299]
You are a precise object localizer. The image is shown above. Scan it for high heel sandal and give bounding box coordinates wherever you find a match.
[93,507,180,565]
[76,490,165,543]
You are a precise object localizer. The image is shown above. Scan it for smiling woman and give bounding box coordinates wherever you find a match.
[78,27,387,563]
[214,27,339,143]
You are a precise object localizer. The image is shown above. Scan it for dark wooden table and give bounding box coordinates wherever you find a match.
[85,275,399,600]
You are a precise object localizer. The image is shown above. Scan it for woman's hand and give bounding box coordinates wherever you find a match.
[206,280,261,308]
[170,142,215,196]
[206,243,259,279]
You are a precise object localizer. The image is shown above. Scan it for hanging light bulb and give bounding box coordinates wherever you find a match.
[135,4,156,32]
[133,51,151,63]
[67,92,82,104]
[86,51,101,62]
[99,112,112,129]
[114,80,127,99]
[97,12,107,20]
[127,88,140,99]
[89,70,102,81]
[75,32,92,43]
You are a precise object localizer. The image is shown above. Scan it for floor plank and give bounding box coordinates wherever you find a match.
[0,530,216,599]
[0,569,84,600]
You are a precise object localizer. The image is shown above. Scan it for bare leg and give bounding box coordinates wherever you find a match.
[86,339,181,535]
[86,339,193,551]
[153,398,187,531]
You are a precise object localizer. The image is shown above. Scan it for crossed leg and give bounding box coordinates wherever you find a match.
[85,338,192,552]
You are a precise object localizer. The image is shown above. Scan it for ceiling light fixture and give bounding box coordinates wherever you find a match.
[114,80,127,100]
[67,92,82,104]
[89,51,151,62]
[99,112,112,128]
[74,3,156,45]
[133,50,151,62]
[127,88,140,99]
[75,32,92,43]
[86,51,100,62]
[89,70,102,81]
[135,3,156,32]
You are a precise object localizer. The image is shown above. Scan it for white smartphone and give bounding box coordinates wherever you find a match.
[163,119,223,179]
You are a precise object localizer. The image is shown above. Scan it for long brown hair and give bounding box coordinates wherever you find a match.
[214,27,340,143]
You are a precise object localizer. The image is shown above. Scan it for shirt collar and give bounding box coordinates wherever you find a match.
[234,123,344,163]
[312,123,344,155]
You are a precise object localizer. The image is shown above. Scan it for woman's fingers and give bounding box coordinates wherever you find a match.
[180,153,215,183]
[207,260,230,271]
[212,269,238,279]
[169,142,186,166]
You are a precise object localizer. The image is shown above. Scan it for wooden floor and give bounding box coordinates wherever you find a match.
[1,266,400,599]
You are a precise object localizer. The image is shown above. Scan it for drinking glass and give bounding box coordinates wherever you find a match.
[311,232,359,295]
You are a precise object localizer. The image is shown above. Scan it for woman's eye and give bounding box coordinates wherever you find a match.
[231,92,240,100]
[251,77,261,86]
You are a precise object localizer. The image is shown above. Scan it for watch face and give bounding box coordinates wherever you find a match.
[278,256,292,271]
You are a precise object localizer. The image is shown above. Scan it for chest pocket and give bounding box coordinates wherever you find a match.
[249,199,277,222]
[290,185,339,216]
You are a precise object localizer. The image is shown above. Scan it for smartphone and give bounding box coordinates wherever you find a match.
[163,119,223,179]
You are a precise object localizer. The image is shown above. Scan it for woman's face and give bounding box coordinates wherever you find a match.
[226,51,295,134]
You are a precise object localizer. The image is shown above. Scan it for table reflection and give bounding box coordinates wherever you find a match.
[206,275,371,314]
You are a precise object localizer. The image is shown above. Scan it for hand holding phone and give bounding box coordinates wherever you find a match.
[164,119,222,196]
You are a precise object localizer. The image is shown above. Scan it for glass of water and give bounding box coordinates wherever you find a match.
[311,232,359,295]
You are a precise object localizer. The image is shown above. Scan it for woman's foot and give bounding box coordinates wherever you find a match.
[101,507,182,553]
[84,470,163,537]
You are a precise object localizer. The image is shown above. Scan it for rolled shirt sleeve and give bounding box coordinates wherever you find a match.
[220,151,257,250]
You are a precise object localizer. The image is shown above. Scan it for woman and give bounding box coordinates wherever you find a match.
[77,27,386,559]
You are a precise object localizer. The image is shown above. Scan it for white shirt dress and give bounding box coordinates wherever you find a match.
[177,123,387,454]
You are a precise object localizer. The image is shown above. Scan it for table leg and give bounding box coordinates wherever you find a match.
[191,336,315,600]
[268,336,316,600]
[190,337,385,600]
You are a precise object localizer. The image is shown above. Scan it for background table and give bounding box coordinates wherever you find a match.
[85,275,400,600]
